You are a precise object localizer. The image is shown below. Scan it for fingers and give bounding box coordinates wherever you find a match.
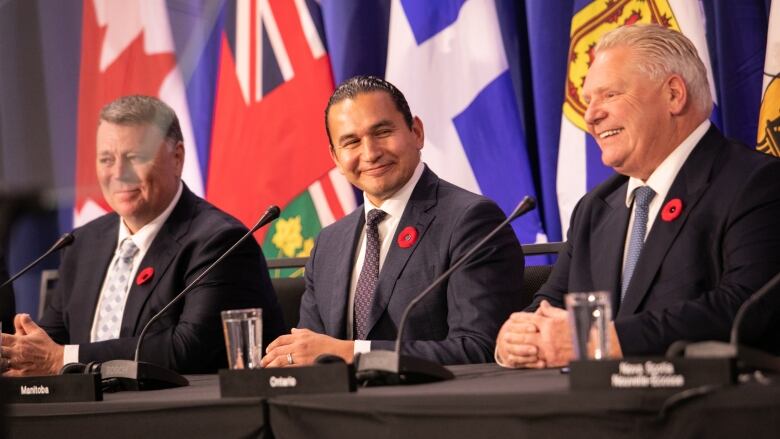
[14,313,27,336]
[265,333,295,353]
[17,313,40,334]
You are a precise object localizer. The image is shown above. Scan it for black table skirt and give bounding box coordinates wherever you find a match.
[5,365,780,439]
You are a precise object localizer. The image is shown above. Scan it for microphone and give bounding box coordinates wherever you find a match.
[0,233,74,290]
[354,196,536,386]
[96,205,281,391]
[680,269,780,373]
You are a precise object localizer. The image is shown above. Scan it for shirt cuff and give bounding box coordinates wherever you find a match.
[63,344,79,365]
[354,340,371,355]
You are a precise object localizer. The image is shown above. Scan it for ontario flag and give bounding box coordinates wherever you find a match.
[207,0,355,265]
[74,0,204,227]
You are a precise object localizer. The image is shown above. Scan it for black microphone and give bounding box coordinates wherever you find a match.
[96,205,281,391]
[0,233,74,290]
[681,269,780,373]
[354,196,536,386]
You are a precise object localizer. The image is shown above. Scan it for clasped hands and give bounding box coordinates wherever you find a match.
[1,313,64,376]
[496,300,622,368]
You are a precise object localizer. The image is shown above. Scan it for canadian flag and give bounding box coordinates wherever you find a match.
[74,0,203,227]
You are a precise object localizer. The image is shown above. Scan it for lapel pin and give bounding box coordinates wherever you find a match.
[397,226,418,249]
[136,267,154,285]
[661,198,683,222]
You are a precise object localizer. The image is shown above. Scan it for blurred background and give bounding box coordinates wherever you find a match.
[0,0,777,318]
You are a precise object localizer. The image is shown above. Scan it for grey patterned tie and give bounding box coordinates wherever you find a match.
[354,209,387,340]
[621,186,656,302]
[94,238,139,341]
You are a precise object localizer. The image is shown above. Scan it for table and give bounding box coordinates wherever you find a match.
[5,365,780,439]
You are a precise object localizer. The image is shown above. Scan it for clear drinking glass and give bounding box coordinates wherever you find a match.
[565,292,612,360]
[221,308,263,369]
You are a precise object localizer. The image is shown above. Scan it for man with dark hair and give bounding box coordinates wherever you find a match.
[1,95,284,376]
[496,24,780,368]
[262,76,524,367]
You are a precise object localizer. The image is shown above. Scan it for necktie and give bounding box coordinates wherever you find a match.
[354,209,387,340]
[95,238,139,341]
[621,186,656,302]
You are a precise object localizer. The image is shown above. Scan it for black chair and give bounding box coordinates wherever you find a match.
[518,242,564,309]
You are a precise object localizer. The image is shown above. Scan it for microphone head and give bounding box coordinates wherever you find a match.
[508,196,536,221]
[250,205,282,232]
[53,233,75,250]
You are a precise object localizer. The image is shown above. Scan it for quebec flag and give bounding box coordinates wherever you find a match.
[384,0,546,246]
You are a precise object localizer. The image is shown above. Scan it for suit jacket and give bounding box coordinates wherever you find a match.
[39,185,285,373]
[530,126,780,355]
[298,167,525,364]
[0,250,13,328]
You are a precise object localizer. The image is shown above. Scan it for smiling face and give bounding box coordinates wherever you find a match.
[327,91,424,206]
[582,46,685,180]
[96,121,184,233]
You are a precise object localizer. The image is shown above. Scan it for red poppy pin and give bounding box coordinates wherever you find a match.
[136,267,154,285]
[397,226,418,249]
[661,198,683,222]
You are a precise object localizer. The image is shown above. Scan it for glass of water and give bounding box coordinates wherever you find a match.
[565,292,612,360]
[221,308,263,369]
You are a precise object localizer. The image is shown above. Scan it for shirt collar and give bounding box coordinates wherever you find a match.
[117,181,183,253]
[363,161,425,221]
[625,120,710,207]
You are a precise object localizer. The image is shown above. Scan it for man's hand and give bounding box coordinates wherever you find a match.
[495,311,545,368]
[1,314,64,377]
[529,300,575,368]
[261,328,354,368]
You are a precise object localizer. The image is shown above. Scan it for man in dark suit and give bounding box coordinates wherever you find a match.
[0,250,12,330]
[0,95,284,376]
[496,24,780,368]
[262,76,524,367]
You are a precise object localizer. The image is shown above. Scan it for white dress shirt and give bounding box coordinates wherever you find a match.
[63,182,183,365]
[348,161,425,353]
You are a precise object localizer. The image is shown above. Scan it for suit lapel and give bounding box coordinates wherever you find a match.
[325,209,363,338]
[619,127,720,317]
[119,188,193,336]
[71,218,117,342]
[589,180,630,311]
[366,168,437,336]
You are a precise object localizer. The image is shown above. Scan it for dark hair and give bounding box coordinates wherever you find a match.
[324,75,413,148]
[99,95,183,144]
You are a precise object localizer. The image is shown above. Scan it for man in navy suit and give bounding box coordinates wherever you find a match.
[262,76,524,367]
[496,24,780,368]
[1,95,284,376]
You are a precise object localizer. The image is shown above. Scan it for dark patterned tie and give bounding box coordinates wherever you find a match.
[354,209,387,340]
[621,186,656,302]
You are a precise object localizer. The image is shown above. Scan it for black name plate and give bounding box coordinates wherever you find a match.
[0,374,102,403]
[219,363,356,397]
[570,357,736,390]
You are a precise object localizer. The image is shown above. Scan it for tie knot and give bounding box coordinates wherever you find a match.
[633,186,656,209]
[366,209,387,228]
[118,238,139,260]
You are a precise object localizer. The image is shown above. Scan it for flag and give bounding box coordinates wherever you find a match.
[74,0,203,227]
[556,0,721,236]
[205,0,355,258]
[758,0,780,157]
[383,0,547,247]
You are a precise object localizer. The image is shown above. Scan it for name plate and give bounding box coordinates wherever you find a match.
[219,363,356,397]
[0,374,102,403]
[569,357,736,390]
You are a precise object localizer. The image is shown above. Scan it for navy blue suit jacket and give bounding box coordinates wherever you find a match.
[298,167,525,364]
[39,185,285,373]
[530,126,780,355]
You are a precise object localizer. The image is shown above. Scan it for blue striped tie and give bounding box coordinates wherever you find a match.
[621,186,656,302]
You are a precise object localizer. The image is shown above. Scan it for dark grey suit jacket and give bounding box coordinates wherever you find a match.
[530,126,780,355]
[39,185,285,373]
[298,167,525,364]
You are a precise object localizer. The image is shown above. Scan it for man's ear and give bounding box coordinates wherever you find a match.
[412,116,424,150]
[174,141,185,177]
[667,74,688,115]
